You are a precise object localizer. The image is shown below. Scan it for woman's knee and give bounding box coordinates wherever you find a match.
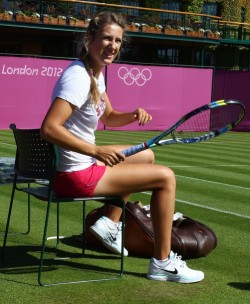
[159,166,176,189]
[124,148,155,164]
[141,149,155,164]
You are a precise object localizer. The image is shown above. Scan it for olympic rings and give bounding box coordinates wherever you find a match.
[117,67,152,86]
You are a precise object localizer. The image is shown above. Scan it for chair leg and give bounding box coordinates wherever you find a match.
[25,185,31,235]
[120,198,125,276]
[56,201,60,246]
[38,198,126,286]
[1,184,31,236]
[38,198,52,286]
[1,181,17,263]
[82,200,86,256]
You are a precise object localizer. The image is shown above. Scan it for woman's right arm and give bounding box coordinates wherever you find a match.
[41,98,125,166]
[41,98,97,157]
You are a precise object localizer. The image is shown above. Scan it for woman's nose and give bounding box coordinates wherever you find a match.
[109,40,117,49]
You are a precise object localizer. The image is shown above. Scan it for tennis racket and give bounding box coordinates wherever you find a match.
[122,99,245,157]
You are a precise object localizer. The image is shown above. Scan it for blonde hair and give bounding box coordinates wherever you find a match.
[80,11,127,104]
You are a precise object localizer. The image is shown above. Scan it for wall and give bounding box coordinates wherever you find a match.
[0,56,69,129]
[213,70,250,131]
[0,56,213,131]
[1,56,249,132]
[105,63,213,130]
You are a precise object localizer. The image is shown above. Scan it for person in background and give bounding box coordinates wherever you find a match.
[41,11,204,283]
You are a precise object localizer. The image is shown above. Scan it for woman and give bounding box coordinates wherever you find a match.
[41,11,204,283]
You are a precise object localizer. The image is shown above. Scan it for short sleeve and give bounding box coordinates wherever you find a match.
[51,60,91,108]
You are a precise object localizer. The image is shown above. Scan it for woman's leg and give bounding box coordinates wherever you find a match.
[94,161,175,260]
[97,148,155,223]
[93,147,204,283]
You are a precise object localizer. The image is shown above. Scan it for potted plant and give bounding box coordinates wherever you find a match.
[0,10,13,21]
[15,10,28,22]
[43,14,55,24]
[126,22,140,32]
[154,24,163,33]
[164,25,183,36]
[141,23,150,32]
[69,16,85,27]
[206,29,221,39]
[185,27,195,37]
[30,12,40,23]
[197,28,205,37]
[43,14,66,25]
[57,15,66,25]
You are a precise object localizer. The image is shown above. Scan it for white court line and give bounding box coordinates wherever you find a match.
[171,164,250,168]
[0,142,15,147]
[175,175,250,191]
[141,192,250,220]
[176,199,250,219]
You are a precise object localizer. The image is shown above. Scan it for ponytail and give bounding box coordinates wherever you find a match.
[88,67,100,104]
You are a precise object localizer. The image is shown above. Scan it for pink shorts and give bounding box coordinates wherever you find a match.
[53,163,106,198]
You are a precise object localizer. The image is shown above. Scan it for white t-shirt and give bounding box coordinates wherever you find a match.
[51,59,106,172]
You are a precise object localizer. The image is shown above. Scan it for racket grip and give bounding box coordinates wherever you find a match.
[121,143,147,157]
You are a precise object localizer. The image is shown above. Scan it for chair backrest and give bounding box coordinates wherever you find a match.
[10,124,58,182]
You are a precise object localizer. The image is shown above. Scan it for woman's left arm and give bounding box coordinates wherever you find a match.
[100,92,152,127]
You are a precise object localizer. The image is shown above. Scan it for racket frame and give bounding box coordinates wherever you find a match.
[122,99,245,157]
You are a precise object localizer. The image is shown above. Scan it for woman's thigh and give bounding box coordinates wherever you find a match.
[93,162,175,197]
[96,145,155,166]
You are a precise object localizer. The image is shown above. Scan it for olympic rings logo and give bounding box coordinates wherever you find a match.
[117,67,152,86]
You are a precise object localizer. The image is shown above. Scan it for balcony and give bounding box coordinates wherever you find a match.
[0,0,249,45]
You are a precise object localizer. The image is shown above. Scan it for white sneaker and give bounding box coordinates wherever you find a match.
[89,216,128,256]
[147,251,204,283]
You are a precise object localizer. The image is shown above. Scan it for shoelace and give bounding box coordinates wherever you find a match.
[172,253,186,268]
[112,222,123,239]
[116,222,122,231]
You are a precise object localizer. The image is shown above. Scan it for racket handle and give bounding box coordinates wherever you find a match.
[121,143,147,157]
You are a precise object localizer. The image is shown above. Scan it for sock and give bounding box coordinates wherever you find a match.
[153,257,168,267]
[102,216,118,228]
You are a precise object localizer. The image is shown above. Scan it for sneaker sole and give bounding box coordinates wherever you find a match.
[147,273,204,283]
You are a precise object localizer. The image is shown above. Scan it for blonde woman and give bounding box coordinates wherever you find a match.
[41,11,204,283]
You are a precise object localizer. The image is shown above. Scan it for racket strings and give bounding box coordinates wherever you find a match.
[173,110,211,140]
[172,104,243,141]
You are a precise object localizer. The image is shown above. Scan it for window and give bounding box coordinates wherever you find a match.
[121,1,139,22]
[205,49,216,67]
[161,0,181,11]
[192,49,202,65]
[74,0,97,19]
[158,48,179,64]
[119,45,138,62]
[202,2,219,16]
[161,1,182,26]
[201,2,220,28]
[0,42,22,55]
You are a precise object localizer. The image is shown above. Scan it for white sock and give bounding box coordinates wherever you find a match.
[102,216,117,228]
[153,257,168,267]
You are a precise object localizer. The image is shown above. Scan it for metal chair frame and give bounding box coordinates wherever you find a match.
[1,124,126,286]
[0,157,31,235]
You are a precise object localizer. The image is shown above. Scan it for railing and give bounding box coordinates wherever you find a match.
[1,0,250,42]
[218,20,250,41]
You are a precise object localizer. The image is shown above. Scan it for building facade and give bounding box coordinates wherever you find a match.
[0,0,250,69]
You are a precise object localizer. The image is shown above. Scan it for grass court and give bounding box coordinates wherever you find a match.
[0,129,249,304]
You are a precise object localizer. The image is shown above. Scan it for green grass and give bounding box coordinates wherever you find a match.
[0,130,250,303]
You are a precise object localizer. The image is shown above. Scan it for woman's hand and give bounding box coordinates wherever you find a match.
[94,146,125,167]
[133,108,152,126]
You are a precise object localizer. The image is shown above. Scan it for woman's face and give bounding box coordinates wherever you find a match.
[87,23,123,70]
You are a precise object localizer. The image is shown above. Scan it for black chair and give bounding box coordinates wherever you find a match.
[2,124,126,286]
